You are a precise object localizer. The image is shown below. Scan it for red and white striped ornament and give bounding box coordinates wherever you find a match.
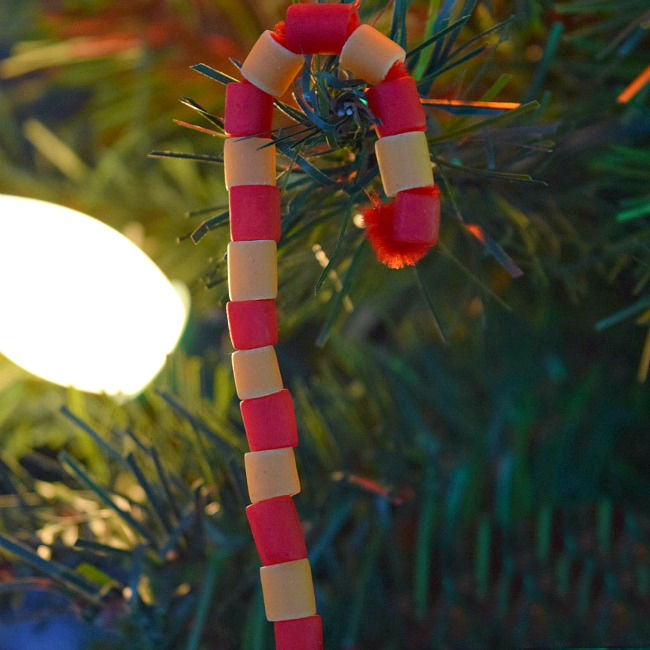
[222,4,440,647]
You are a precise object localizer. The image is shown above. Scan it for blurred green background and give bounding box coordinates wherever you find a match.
[0,0,649,648]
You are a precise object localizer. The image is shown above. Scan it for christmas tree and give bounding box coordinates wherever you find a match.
[0,1,649,648]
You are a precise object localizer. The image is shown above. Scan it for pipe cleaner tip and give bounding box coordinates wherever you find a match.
[363,187,439,269]
[272,21,292,50]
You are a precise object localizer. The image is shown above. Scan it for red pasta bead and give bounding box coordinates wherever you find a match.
[229,185,281,242]
[393,185,440,245]
[225,82,274,137]
[285,3,360,55]
[227,300,278,350]
[384,61,410,81]
[274,615,323,650]
[366,75,426,137]
[241,389,298,451]
[246,496,308,565]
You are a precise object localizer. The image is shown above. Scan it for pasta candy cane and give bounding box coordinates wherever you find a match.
[222,4,440,648]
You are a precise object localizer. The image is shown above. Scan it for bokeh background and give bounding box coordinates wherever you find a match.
[0,0,649,648]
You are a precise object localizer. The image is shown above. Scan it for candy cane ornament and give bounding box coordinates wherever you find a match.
[223,4,440,648]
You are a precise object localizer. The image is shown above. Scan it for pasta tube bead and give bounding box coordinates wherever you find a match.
[244,447,300,504]
[246,496,308,565]
[225,82,274,137]
[340,24,406,85]
[227,240,277,301]
[285,3,360,54]
[259,558,316,621]
[229,185,281,242]
[240,389,299,451]
[274,616,323,650]
[223,137,276,189]
[393,185,440,245]
[227,299,278,351]
[232,346,283,400]
[374,131,434,197]
[366,74,426,137]
[241,30,304,97]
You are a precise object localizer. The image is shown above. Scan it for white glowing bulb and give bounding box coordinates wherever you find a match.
[0,194,189,398]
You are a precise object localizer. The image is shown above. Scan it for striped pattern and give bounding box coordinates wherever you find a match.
[223,4,439,647]
[224,30,316,643]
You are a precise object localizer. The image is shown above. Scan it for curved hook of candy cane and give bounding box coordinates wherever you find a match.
[222,4,440,649]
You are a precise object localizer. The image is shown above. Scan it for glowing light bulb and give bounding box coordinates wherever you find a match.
[0,194,189,398]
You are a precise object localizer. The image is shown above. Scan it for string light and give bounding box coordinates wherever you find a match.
[0,194,189,398]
